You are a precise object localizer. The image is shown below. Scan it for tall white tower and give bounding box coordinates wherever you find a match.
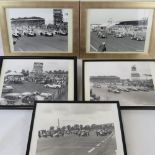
[131,65,140,81]
[32,62,43,74]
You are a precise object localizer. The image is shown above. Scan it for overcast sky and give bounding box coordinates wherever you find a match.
[89,9,152,25]
[35,103,115,129]
[7,8,69,25]
[87,61,153,79]
[3,59,70,72]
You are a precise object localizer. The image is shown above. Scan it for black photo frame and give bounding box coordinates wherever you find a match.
[83,59,155,109]
[0,56,77,109]
[26,101,127,155]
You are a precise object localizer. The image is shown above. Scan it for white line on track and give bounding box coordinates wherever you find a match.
[87,132,114,153]
[88,147,96,153]
[18,48,24,51]
[90,44,98,52]
[96,143,101,147]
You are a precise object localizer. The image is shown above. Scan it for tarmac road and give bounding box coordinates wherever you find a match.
[90,31,145,52]
[1,82,68,105]
[36,132,116,155]
[14,35,68,51]
[91,87,155,106]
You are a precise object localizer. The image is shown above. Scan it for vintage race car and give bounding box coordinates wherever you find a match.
[55,30,68,36]
[22,93,35,105]
[38,130,47,138]
[136,36,145,41]
[39,93,53,100]
[53,131,64,137]
[93,84,101,88]
[96,130,109,136]
[113,89,120,93]
[12,32,21,38]
[109,89,120,93]
[3,93,21,105]
[40,31,54,37]
[97,31,107,38]
[22,92,33,96]
[44,84,61,89]
[2,85,14,93]
[24,31,36,37]
[114,32,125,38]
[78,130,89,136]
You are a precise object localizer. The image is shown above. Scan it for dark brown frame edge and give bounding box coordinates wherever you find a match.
[82,59,155,110]
[26,101,127,155]
[0,56,77,109]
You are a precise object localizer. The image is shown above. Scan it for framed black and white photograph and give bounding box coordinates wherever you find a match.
[0,1,79,56]
[80,2,155,59]
[88,9,152,53]
[0,57,77,108]
[83,60,155,108]
[7,8,72,52]
[26,101,127,155]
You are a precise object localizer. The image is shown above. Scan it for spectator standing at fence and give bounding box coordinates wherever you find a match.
[98,42,106,52]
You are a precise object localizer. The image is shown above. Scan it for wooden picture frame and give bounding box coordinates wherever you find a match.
[80,2,155,59]
[0,56,77,109]
[26,101,127,155]
[0,1,79,56]
[83,59,155,109]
